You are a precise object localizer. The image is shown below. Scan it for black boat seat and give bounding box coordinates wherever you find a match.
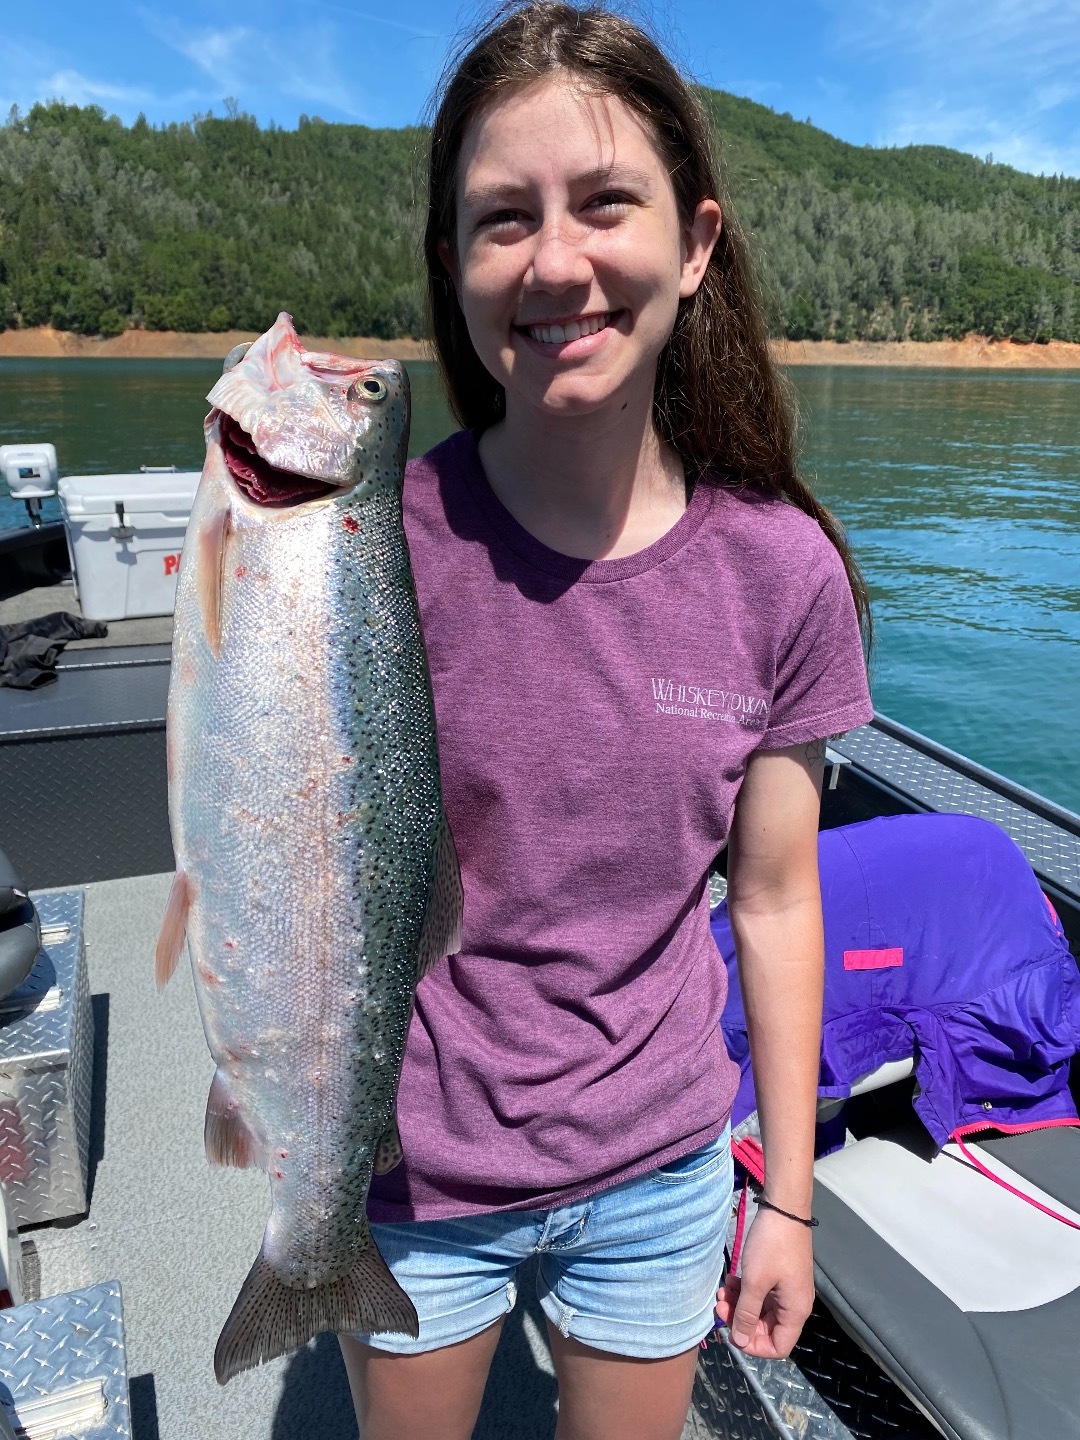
[812,1123,1080,1440]
[0,849,41,1001]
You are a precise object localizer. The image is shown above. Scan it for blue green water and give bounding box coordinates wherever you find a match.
[2,360,1078,812]
[795,368,1080,813]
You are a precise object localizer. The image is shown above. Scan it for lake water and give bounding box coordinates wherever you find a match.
[2,359,1078,813]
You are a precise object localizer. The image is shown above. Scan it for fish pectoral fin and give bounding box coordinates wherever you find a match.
[196,505,231,658]
[416,817,464,982]
[214,1229,418,1384]
[204,1072,260,1168]
[373,1110,403,1175]
[155,870,192,989]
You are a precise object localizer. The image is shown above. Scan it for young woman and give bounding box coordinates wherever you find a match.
[341,5,873,1437]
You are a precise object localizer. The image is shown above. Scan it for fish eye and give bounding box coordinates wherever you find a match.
[355,377,388,403]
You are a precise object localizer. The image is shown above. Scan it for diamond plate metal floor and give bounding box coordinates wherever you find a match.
[16,874,569,1440]
[0,1280,131,1439]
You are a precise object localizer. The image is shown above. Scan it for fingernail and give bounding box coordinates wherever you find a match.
[733,1329,749,1346]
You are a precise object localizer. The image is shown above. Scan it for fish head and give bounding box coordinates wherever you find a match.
[204,312,409,512]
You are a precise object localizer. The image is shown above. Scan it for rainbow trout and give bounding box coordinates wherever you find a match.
[156,312,461,1383]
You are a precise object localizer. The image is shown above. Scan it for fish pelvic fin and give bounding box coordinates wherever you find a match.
[196,505,231,658]
[155,870,192,989]
[214,1231,418,1384]
[204,1072,259,1168]
[416,816,464,982]
[373,1109,403,1175]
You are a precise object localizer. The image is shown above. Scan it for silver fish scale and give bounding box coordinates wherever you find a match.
[170,366,446,1294]
[322,487,444,1243]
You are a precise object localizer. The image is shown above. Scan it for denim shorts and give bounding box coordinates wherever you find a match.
[357,1123,733,1360]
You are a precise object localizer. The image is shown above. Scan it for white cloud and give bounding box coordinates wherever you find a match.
[1033,81,1079,114]
[274,25,368,116]
[138,15,253,91]
[2,2,450,129]
[881,88,1080,175]
[829,0,1080,75]
[38,70,155,108]
[140,10,371,120]
[823,0,1080,175]
[705,74,785,102]
[0,32,214,121]
[181,26,251,90]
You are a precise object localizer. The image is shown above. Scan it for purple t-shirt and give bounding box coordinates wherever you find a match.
[367,430,873,1222]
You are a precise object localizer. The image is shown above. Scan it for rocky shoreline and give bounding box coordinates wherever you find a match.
[1,327,1079,369]
[771,335,1080,369]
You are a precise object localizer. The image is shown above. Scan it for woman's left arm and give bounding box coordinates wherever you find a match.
[715,739,826,1357]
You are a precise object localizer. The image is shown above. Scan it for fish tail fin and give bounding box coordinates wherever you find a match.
[155,870,192,989]
[213,1232,418,1384]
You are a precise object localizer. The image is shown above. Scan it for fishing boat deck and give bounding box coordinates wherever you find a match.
[17,867,939,1440]
[4,631,1080,1440]
[28,870,574,1440]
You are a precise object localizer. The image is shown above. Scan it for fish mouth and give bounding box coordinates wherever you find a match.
[219,412,338,508]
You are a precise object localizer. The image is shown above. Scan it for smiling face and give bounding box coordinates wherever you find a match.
[442,74,720,426]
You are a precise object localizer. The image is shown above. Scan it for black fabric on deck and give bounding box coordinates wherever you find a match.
[0,611,108,689]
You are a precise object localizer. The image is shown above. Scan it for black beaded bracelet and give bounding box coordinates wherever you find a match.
[756,1195,819,1228]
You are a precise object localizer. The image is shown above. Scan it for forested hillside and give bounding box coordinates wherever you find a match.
[2,92,1078,342]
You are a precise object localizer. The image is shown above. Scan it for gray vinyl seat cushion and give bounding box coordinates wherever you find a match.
[812,1125,1080,1440]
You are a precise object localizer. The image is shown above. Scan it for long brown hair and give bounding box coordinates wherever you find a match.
[424,1,871,639]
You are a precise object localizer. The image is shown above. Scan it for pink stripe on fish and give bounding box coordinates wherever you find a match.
[844,947,903,970]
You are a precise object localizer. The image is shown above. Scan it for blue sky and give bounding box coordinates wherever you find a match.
[3,0,1079,177]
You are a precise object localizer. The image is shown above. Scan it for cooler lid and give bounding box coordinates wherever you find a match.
[58,473,201,516]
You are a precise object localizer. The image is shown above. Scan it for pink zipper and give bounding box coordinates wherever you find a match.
[951,1118,1080,1231]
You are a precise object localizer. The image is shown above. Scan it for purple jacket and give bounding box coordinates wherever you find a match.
[713,813,1080,1147]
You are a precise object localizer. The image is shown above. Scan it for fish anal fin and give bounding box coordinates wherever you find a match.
[416,817,464,982]
[196,506,231,658]
[155,870,192,989]
[204,1072,259,1169]
[373,1110,403,1175]
[214,1229,418,1384]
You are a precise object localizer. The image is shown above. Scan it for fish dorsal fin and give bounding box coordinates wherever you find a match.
[416,817,463,982]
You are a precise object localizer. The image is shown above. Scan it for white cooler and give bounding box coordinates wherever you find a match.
[58,473,201,621]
